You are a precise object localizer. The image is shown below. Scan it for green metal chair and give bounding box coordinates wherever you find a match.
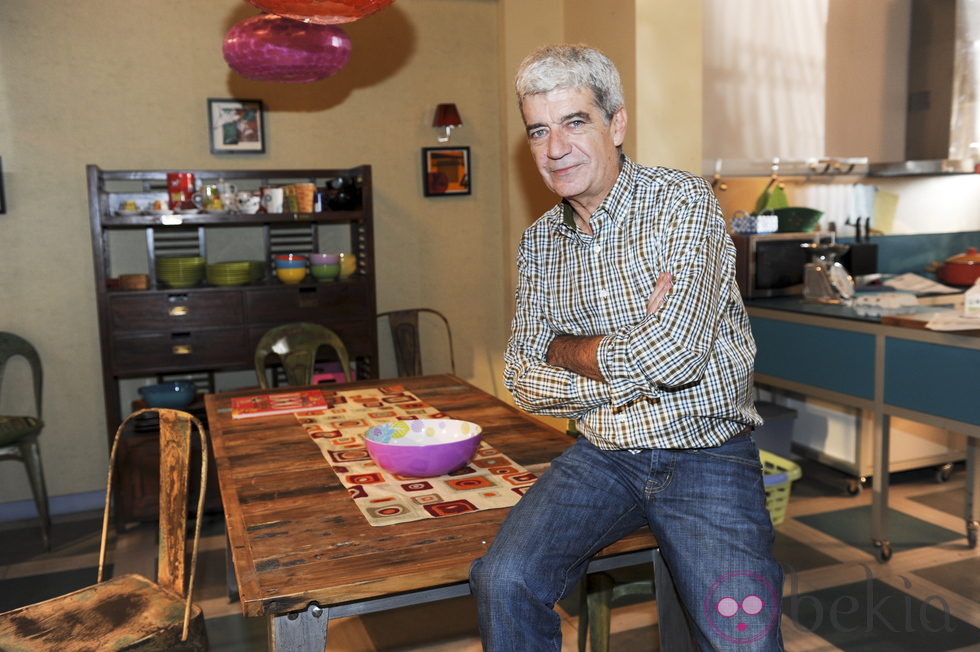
[0,332,51,550]
[377,308,455,376]
[254,322,353,388]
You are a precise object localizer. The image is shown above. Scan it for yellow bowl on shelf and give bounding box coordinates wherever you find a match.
[276,267,307,284]
[338,253,357,279]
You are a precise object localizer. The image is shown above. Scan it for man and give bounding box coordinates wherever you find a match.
[469,44,784,651]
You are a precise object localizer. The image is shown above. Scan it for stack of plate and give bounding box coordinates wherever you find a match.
[207,261,253,287]
[247,260,265,283]
[156,256,205,288]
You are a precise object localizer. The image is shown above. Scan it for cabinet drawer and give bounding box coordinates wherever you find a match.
[109,291,244,331]
[245,283,370,324]
[111,328,248,374]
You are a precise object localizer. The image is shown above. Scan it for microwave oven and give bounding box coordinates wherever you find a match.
[732,231,831,298]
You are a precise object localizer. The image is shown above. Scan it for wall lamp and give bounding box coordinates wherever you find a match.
[433,103,462,142]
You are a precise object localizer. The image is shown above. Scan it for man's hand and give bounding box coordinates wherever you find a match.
[646,272,673,315]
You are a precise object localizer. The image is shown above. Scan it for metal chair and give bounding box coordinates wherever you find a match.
[377,308,455,376]
[254,322,352,388]
[0,408,210,650]
[0,331,51,550]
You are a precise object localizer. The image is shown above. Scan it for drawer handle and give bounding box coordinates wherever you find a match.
[172,344,192,355]
[169,305,189,317]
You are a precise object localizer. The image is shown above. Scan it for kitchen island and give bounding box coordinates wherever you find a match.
[745,296,980,560]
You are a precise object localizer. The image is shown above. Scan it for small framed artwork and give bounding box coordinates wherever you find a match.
[422,146,471,196]
[208,98,265,154]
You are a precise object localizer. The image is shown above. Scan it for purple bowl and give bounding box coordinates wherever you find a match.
[364,419,482,477]
[310,252,341,265]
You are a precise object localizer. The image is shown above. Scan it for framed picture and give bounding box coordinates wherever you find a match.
[0,157,5,213]
[208,98,265,154]
[422,146,471,196]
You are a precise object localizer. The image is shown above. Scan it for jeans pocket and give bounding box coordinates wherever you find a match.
[688,435,762,470]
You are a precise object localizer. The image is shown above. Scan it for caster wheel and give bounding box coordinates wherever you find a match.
[847,480,863,496]
[968,525,978,549]
[935,464,953,483]
[878,541,892,561]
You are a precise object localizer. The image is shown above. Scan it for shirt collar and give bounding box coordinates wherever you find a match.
[553,154,638,235]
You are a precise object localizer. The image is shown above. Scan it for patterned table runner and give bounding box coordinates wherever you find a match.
[295,385,539,526]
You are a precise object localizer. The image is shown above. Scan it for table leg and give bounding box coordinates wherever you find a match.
[871,413,892,561]
[654,548,696,651]
[269,603,328,652]
[967,436,979,549]
[224,533,239,603]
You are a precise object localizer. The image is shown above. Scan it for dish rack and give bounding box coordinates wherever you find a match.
[760,449,802,526]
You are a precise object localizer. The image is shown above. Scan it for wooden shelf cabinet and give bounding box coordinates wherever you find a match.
[87,165,378,523]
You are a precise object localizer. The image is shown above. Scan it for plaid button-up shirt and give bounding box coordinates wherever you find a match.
[503,156,762,450]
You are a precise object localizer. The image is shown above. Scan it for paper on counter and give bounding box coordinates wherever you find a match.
[926,311,980,331]
[883,273,962,294]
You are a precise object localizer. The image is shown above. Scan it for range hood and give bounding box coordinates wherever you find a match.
[869,0,980,176]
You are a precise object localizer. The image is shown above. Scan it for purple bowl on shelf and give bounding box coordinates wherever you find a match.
[364,419,482,477]
[310,252,341,265]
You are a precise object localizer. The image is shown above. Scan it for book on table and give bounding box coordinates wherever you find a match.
[231,390,328,419]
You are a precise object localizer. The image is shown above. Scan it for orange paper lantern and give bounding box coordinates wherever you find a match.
[247,0,397,25]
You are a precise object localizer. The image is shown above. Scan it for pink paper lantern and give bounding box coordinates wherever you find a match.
[247,0,397,25]
[223,14,352,83]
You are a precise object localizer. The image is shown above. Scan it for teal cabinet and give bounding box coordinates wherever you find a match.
[750,317,875,399]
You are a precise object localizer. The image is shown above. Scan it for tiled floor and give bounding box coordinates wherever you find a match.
[1,457,978,651]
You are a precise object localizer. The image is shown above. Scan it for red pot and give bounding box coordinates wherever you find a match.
[933,247,980,286]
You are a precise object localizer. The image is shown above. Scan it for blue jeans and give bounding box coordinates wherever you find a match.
[469,434,784,651]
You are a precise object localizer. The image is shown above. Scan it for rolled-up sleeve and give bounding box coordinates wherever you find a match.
[503,232,611,418]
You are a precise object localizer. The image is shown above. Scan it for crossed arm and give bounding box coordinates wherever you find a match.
[546,271,673,381]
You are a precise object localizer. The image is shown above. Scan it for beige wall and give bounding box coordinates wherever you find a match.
[0,0,506,504]
[0,0,704,507]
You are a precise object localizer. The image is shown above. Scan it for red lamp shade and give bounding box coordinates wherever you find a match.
[433,103,462,142]
[247,0,398,25]
[223,14,352,83]
[432,103,462,128]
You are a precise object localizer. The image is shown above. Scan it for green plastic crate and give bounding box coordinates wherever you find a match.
[760,449,802,526]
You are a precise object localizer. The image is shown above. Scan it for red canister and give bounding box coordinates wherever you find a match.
[167,172,196,209]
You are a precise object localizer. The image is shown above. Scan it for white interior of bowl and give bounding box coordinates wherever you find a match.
[365,419,481,446]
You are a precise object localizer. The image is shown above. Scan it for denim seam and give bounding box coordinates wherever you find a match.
[559,503,644,600]
[644,454,675,498]
[686,449,762,469]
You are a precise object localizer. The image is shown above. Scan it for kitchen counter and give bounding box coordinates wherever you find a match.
[744,295,956,325]
[743,296,980,559]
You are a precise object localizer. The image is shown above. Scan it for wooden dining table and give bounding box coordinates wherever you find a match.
[205,374,690,650]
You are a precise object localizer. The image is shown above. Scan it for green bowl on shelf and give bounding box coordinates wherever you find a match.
[773,207,823,233]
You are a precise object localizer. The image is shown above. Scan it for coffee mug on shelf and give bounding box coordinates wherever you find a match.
[262,187,284,213]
